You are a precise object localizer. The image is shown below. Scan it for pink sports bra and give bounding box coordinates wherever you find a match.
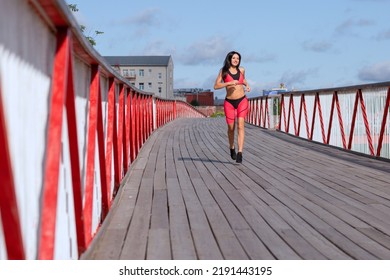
[223,69,244,84]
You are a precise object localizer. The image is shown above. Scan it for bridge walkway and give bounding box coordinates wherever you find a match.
[82,118,390,260]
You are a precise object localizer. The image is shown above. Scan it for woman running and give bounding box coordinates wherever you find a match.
[214,51,251,163]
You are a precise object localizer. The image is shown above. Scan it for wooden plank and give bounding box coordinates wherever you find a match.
[120,176,154,259]
[147,189,171,259]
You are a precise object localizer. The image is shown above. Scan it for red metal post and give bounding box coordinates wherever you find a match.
[125,89,132,165]
[290,96,298,135]
[348,90,360,150]
[39,28,70,260]
[280,95,287,132]
[358,89,375,155]
[117,84,125,179]
[105,78,120,205]
[83,65,108,245]
[130,91,137,161]
[297,95,303,136]
[377,87,390,156]
[316,93,327,143]
[309,94,318,141]
[335,93,347,149]
[95,68,109,221]
[286,95,292,133]
[64,42,86,257]
[327,92,336,145]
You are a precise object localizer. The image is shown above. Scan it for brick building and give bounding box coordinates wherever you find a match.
[185,90,214,106]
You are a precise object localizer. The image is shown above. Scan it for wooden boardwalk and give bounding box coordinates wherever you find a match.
[82,118,390,260]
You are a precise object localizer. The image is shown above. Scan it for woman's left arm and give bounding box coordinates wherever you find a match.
[240,68,251,92]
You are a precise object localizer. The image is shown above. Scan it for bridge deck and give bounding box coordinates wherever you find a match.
[82,118,390,260]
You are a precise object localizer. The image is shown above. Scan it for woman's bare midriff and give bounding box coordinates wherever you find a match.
[226,85,246,100]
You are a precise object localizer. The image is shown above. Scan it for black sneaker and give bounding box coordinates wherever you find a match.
[236,152,242,163]
[230,148,237,160]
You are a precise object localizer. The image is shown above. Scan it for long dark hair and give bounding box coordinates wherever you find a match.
[221,51,241,80]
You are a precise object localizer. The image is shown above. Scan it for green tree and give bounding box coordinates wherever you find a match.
[68,4,103,46]
[190,100,199,106]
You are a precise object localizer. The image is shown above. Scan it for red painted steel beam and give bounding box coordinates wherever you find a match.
[83,65,108,245]
[38,28,70,260]
[290,96,298,135]
[377,87,390,156]
[130,91,136,162]
[334,92,347,149]
[358,89,375,155]
[83,66,99,245]
[309,93,318,141]
[327,92,336,145]
[280,95,287,131]
[286,95,292,133]
[96,70,109,220]
[116,85,126,191]
[316,93,327,144]
[302,95,310,139]
[105,78,116,207]
[0,74,25,260]
[348,90,360,150]
[135,93,140,156]
[125,90,132,166]
[297,95,303,136]
[64,39,86,257]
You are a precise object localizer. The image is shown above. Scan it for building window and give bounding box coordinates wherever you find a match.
[148,69,152,76]
[158,87,162,93]
[123,69,129,77]
[158,72,162,79]
[129,69,136,77]
[139,83,144,90]
[139,69,144,77]
[148,82,152,89]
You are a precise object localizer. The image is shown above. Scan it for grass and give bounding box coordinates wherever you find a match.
[210,112,225,118]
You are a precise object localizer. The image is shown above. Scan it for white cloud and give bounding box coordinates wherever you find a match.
[358,61,390,82]
[335,18,375,36]
[179,36,232,65]
[280,68,319,88]
[115,8,162,37]
[245,53,277,63]
[375,29,390,40]
[120,8,161,26]
[302,40,333,53]
[142,40,176,56]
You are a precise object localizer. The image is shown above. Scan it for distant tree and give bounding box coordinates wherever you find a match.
[68,4,103,46]
[190,100,199,106]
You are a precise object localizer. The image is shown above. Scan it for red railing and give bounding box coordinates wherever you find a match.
[247,82,390,159]
[0,0,204,260]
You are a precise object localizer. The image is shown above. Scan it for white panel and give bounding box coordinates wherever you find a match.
[54,110,77,259]
[91,134,102,236]
[0,214,6,259]
[73,59,90,199]
[0,45,50,259]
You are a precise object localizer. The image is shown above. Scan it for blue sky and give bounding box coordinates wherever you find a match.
[67,0,390,99]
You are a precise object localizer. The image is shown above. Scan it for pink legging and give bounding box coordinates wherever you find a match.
[223,96,248,124]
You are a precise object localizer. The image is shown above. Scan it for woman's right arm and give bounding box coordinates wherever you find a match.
[214,70,233,90]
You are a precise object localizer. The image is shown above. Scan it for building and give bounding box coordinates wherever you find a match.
[104,56,174,99]
[174,88,214,106]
